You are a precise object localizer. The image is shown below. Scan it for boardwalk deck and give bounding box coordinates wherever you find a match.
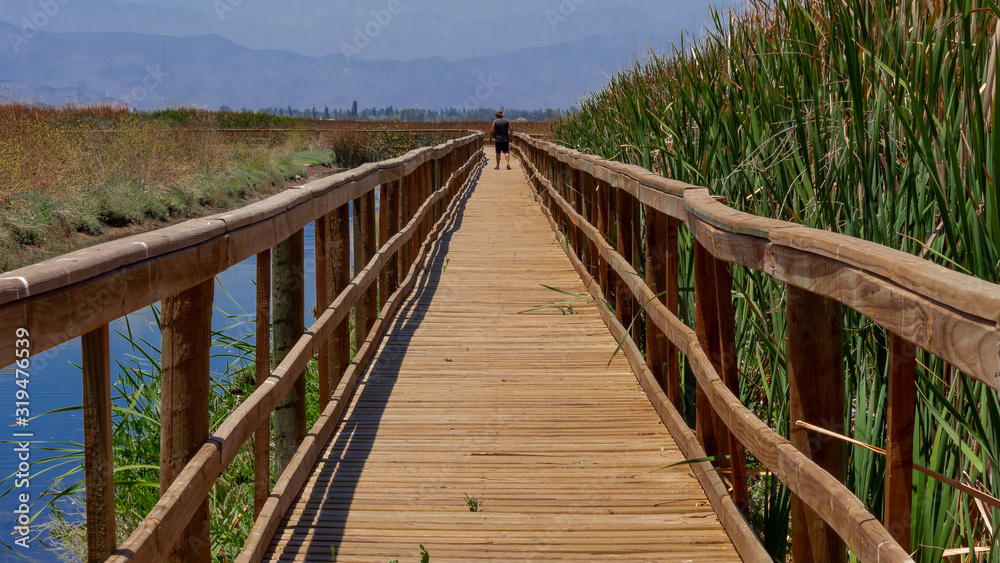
[262,155,742,562]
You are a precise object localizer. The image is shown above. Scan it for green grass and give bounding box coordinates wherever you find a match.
[558,0,1000,560]
[291,148,336,168]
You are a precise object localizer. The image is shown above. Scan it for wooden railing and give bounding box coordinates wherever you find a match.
[512,132,1000,563]
[0,133,484,562]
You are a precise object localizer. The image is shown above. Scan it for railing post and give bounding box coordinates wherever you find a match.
[160,277,214,562]
[644,209,680,406]
[597,180,613,303]
[401,174,411,272]
[571,167,584,262]
[630,194,642,342]
[713,257,750,516]
[82,324,115,563]
[273,230,306,477]
[353,195,372,350]
[384,180,401,294]
[363,188,378,330]
[253,249,271,517]
[787,285,847,563]
[378,184,389,310]
[615,189,635,333]
[693,241,725,456]
[885,333,916,551]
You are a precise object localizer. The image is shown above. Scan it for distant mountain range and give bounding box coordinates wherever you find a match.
[0,21,679,111]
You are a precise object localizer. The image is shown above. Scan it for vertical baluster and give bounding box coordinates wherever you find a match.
[160,278,214,562]
[630,195,642,343]
[615,189,635,333]
[378,183,389,310]
[386,180,401,294]
[353,196,368,351]
[363,188,378,333]
[645,209,671,393]
[82,324,115,562]
[597,180,612,303]
[886,333,916,551]
[273,230,306,477]
[571,167,583,261]
[253,250,271,517]
[693,240,725,457]
[714,258,750,516]
[665,217,680,408]
[787,285,846,563]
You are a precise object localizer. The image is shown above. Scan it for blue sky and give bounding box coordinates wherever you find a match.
[0,0,747,59]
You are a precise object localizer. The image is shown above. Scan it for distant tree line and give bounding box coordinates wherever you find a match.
[250,102,562,122]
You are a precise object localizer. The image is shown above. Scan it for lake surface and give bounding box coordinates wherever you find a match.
[0,219,331,562]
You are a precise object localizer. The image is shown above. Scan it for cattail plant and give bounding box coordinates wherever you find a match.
[559,1,1000,560]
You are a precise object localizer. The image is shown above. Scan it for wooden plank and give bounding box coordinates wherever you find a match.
[526,165,768,560]
[885,333,916,551]
[258,151,742,562]
[273,230,307,478]
[787,285,846,563]
[254,250,271,518]
[107,144,483,562]
[159,278,214,562]
[241,149,484,563]
[82,325,115,563]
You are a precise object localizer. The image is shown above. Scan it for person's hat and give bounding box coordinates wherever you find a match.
[495,110,504,117]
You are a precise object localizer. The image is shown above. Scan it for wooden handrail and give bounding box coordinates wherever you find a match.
[510,131,1000,562]
[0,133,482,562]
[107,143,484,562]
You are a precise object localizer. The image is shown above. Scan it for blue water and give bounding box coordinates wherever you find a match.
[0,221,326,562]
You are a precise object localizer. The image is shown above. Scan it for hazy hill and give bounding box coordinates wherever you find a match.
[0,21,675,110]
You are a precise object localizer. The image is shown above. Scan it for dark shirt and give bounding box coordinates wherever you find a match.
[492,118,510,142]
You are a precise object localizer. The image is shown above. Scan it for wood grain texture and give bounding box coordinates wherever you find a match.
[82,325,115,563]
[159,279,214,563]
[239,151,483,563]
[513,141,913,563]
[885,334,916,551]
[514,133,1000,391]
[107,144,484,563]
[526,162,768,562]
[274,230,307,478]
[255,250,272,518]
[787,286,846,563]
[258,153,740,562]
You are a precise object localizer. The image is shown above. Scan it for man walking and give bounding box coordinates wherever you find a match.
[489,110,512,170]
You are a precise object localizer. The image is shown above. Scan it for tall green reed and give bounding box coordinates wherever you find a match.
[559,1,1000,560]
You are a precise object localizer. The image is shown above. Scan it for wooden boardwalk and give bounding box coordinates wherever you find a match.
[263,155,742,562]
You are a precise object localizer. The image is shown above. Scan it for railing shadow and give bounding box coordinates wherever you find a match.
[269,160,485,558]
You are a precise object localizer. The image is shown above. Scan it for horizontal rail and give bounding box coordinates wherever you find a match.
[515,136,1000,390]
[0,136,480,368]
[237,152,485,563]
[513,133,944,562]
[0,131,481,562]
[103,144,484,562]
